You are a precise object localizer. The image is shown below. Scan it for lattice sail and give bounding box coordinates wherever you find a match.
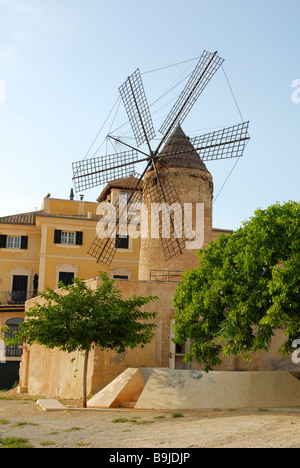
[158,51,224,142]
[143,162,193,262]
[191,121,250,161]
[72,150,139,192]
[156,122,250,163]
[72,51,250,268]
[88,176,144,265]
[119,68,156,148]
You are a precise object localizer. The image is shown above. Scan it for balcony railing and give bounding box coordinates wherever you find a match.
[0,291,38,306]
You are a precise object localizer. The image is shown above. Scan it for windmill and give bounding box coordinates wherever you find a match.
[72,50,250,267]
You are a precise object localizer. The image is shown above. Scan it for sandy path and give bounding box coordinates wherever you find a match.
[0,395,300,448]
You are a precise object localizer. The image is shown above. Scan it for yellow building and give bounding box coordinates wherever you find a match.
[0,173,232,390]
[0,181,143,388]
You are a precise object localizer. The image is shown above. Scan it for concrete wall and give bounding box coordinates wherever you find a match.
[19,279,177,398]
[19,277,298,399]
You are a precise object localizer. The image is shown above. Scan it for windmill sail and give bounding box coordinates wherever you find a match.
[72,51,250,268]
[143,161,193,262]
[72,150,140,192]
[154,122,250,163]
[157,50,224,150]
[88,173,145,265]
[119,68,155,150]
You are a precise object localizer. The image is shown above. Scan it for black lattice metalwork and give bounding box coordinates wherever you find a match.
[72,51,250,267]
[88,174,144,264]
[88,236,114,266]
[72,150,139,192]
[156,122,250,164]
[158,50,224,142]
[191,121,250,161]
[119,68,156,148]
[143,162,193,261]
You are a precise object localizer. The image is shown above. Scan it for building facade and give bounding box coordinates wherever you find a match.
[0,186,143,388]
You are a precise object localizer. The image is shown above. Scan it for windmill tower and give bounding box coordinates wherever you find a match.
[72,51,250,278]
[138,124,214,280]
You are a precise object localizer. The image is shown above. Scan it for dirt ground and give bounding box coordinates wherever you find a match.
[0,393,300,449]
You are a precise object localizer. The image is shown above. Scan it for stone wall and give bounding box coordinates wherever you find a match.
[18,278,298,399]
[138,167,213,281]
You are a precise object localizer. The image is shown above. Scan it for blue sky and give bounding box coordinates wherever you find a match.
[0,0,299,230]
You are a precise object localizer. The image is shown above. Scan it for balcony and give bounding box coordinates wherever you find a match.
[0,291,38,307]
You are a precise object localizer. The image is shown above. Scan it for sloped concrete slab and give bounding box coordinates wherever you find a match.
[135,369,300,409]
[87,368,167,408]
[37,399,66,412]
[87,368,300,410]
[87,368,145,408]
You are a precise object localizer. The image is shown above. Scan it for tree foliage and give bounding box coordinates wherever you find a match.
[173,201,300,371]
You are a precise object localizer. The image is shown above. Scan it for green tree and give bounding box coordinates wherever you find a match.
[3,272,158,407]
[173,201,300,371]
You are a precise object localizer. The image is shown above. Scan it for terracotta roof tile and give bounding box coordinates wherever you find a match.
[0,211,43,225]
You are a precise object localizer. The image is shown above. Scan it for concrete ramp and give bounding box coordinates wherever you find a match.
[136,369,300,409]
[87,368,162,408]
[87,368,144,408]
[88,368,300,410]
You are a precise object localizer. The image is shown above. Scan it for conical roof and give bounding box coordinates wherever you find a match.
[158,125,209,173]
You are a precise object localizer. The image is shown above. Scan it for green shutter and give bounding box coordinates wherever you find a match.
[21,236,28,249]
[75,231,83,246]
[0,235,7,248]
[54,230,62,244]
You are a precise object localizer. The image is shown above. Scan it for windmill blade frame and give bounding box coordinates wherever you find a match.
[155,50,224,154]
[190,121,250,161]
[88,167,148,265]
[72,149,141,192]
[72,51,250,267]
[119,68,156,151]
[152,121,250,164]
[143,160,193,262]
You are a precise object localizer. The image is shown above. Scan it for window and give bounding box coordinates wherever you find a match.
[0,235,28,249]
[119,191,132,205]
[7,236,21,249]
[115,235,129,250]
[61,232,75,245]
[5,318,24,357]
[54,230,83,246]
[58,272,75,286]
[119,190,143,204]
[113,275,129,280]
[11,275,28,304]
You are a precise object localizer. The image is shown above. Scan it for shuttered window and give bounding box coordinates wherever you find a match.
[21,236,28,249]
[0,235,28,249]
[75,231,83,245]
[54,230,83,245]
[58,272,75,286]
[115,235,129,249]
[0,235,7,248]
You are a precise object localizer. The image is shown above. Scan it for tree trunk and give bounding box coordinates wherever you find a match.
[82,348,90,408]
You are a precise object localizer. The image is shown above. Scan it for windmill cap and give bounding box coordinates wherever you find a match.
[158,125,210,173]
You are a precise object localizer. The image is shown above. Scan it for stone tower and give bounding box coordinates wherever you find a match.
[138,126,213,281]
